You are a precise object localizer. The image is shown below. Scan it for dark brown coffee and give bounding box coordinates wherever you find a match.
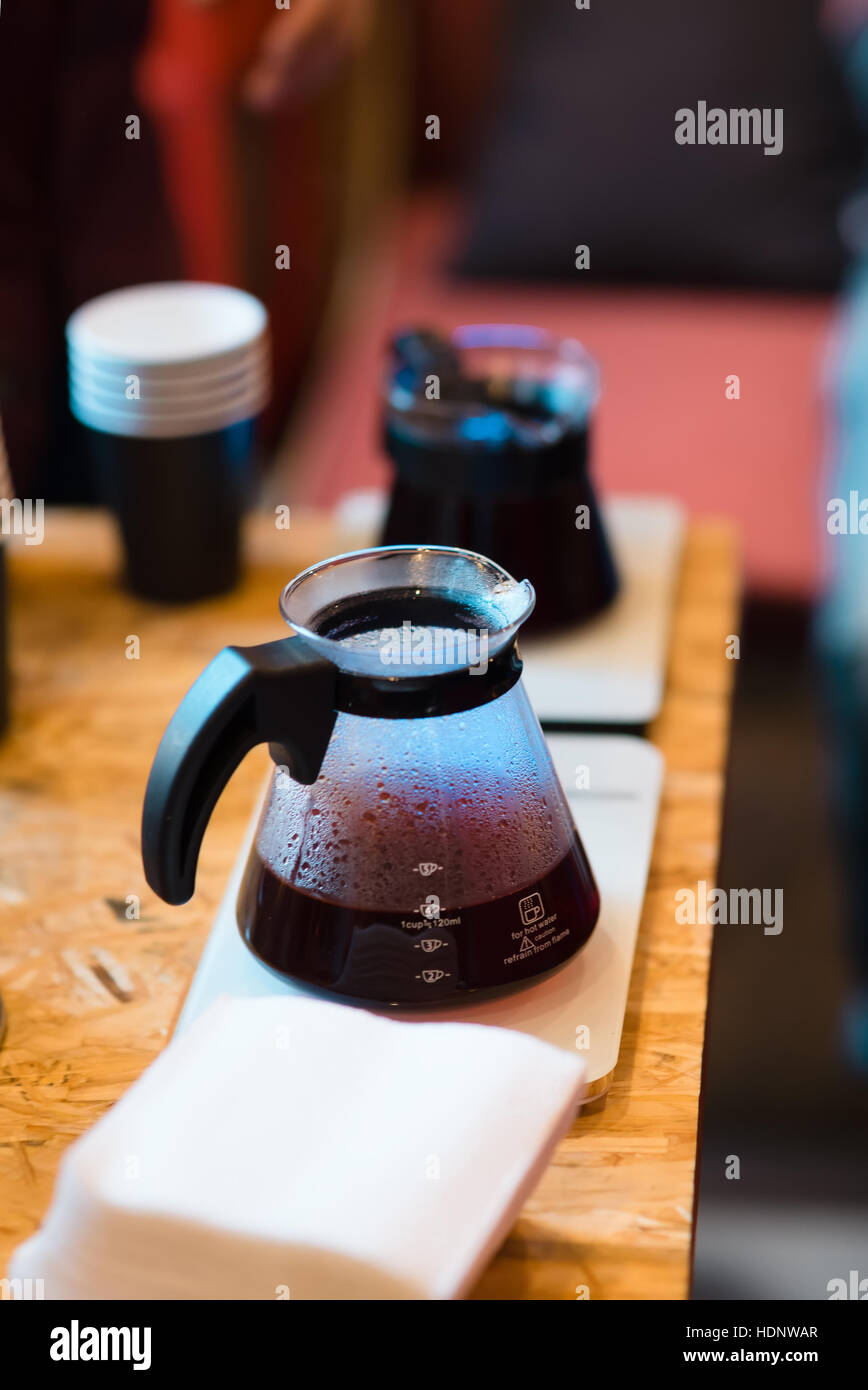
[233,573,600,1005]
[382,464,616,636]
[238,832,598,1005]
[381,368,618,637]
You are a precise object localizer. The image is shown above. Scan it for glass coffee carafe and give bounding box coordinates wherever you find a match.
[381,325,619,637]
[142,545,599,1006]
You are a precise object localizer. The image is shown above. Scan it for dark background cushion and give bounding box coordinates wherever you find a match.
[456,0,863,290]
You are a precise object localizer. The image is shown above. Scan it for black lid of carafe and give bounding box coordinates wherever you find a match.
[384,327,590,497]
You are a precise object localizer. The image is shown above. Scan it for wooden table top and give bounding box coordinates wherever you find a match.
[0,509,737,1300]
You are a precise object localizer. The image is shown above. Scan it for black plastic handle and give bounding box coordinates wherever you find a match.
[142,636,337,905]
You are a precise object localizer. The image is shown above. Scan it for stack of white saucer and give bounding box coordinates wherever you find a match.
[66,282,270,440]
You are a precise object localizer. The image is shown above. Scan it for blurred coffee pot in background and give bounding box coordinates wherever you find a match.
[380,324,619,638]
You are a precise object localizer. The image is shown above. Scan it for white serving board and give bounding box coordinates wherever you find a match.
[522,496,684,725]
[332,492,685,728]
[176,733,664,1100]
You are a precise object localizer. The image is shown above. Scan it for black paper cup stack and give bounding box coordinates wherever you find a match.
[67,282,270,603]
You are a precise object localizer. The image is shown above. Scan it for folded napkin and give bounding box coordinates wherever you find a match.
[11,996,585,1299]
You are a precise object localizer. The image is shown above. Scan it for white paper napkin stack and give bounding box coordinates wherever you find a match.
[10,996,585,1299]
